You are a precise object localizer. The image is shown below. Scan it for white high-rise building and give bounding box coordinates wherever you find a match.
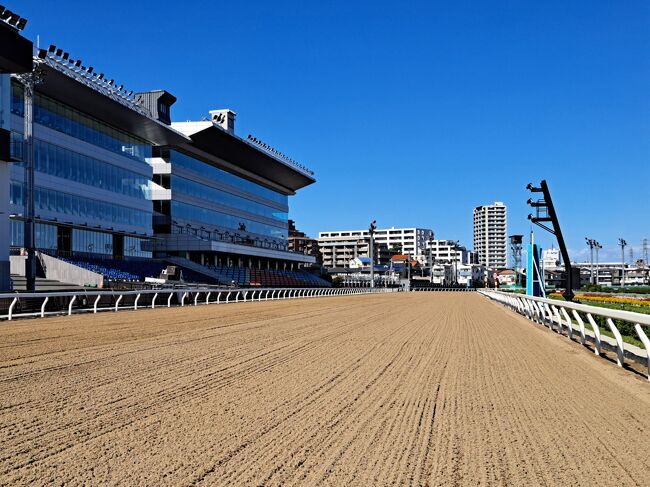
[473,202,507,269]
[318,227,433,268]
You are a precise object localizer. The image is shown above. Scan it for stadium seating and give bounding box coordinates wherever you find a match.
[202,264,330,288]
[56,256,219,284]
[46,252,329,287]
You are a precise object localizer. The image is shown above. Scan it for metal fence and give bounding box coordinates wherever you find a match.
[0,287,397,321]
[479,290,650,381]
[412,287,476,292]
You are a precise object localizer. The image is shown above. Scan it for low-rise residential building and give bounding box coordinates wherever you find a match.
[288,220,320,265]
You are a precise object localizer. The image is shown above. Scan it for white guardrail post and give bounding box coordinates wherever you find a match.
[478,290,650,380]
[634,324,650,381]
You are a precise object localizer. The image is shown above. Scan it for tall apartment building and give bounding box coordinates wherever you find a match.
[318,227,433,268]
[473,202,507,269]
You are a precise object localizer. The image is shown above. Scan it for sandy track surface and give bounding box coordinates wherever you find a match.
[1,293,649,486]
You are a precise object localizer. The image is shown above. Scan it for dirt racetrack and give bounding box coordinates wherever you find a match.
[1,292,650,486]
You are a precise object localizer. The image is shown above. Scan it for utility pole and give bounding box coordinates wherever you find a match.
[368,220,376,288]
[618,238,627,287]
[407,252,411,282]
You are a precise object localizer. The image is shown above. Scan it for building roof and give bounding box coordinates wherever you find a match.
[0,23,32,73]
[173,122,315,194]
[34,62,189,146]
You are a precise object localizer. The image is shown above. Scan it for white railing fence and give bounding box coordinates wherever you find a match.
[479,290,650,381]
[0,287,399,322]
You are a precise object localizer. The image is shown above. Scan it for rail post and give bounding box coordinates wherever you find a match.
[115,294,123,312]
[8,297,17,320]
[134,293,141,311]
[167,292,173,308]
[634,324,650,381]
[181,292,188,306]
[572,310,586,345]
[226,291,232,304]
[68,295,76,315]
[606,318,625,367]
[92,294,101,313]
[586,313,601,355]
[206,292,211,304]
[560,308,573,340]
[41,296,49,318]
[151,293,158,309]
[194,293,200,306]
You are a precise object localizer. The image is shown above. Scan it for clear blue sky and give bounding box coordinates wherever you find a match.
[17,0,650,263]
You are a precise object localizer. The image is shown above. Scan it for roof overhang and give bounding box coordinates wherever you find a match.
[34,64,189,146]
[186,125,316,192]
[0,25,32,73]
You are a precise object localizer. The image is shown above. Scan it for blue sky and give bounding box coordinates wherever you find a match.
[17,0,650,263]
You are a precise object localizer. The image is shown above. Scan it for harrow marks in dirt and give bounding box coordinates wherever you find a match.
[1,293,649,486]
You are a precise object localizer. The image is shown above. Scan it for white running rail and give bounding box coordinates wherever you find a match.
[0,287,398,322]
[479,290,650,381]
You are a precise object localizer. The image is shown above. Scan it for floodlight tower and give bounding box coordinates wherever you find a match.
[585,238,596,284]
[15,61,46,291]
[509,235,523,287]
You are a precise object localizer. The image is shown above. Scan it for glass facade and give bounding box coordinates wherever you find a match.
[171,201,287,240]
[11,82,151,162]
[9,220,24,247]
[35,223,57,250]
[72,229,112,255]
[10,181,151,228]
[172,175,287,222]
[168,150,288,206]
[9,221,57,250]
[124,236,152,258]
[33,139,150,200]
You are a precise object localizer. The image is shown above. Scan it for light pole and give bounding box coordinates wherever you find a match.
[368,220,376,288]
[619,238,627,287]
[428,235,435,283]
[16,65,46,291]
[585,238,595,285]
[595,241,602,285]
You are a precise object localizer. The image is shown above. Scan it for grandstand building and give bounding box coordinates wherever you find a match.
[1,37,326,289]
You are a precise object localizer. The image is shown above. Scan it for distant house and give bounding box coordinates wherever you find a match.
[349,256,372,269]
[496,269,516,286]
